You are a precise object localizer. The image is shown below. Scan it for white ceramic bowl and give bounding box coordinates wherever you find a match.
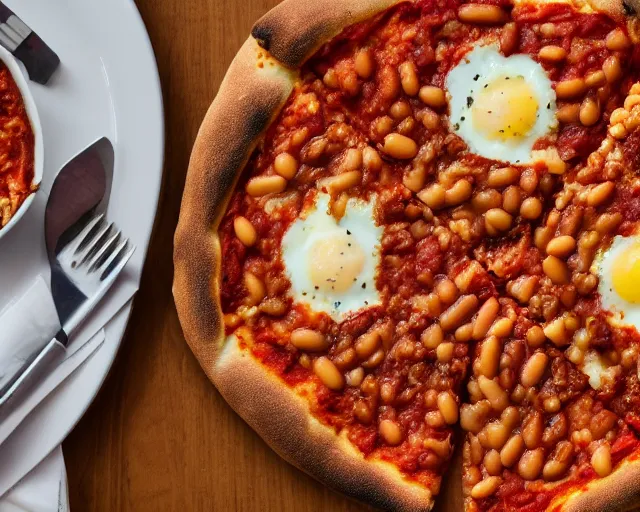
[0,45,44,241]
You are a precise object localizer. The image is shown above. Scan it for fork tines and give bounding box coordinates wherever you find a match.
[66,214,134,280]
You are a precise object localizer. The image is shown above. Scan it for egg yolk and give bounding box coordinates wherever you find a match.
[612,242,640,304]
[471,75,539,141]
[308,233,365,293]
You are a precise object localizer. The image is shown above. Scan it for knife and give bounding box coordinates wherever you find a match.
[0,138,114,405]
[0,2,60,84]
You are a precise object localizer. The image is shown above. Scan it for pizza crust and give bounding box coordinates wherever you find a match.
[175,0,640,511]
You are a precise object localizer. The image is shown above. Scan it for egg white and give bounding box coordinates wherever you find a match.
[446,45,557,165]
[281,193,382,322]
[592,235,640,330]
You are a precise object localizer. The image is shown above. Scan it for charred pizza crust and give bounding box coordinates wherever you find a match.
[174,0,640,511]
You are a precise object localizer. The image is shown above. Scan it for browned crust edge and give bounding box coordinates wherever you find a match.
[251,0,406,69]
[558,457,640,512]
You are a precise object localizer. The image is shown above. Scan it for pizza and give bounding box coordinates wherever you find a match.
[0,59,36,227]
[173,0,640,510]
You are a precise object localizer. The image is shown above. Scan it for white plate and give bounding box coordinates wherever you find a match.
[0,0,163,479]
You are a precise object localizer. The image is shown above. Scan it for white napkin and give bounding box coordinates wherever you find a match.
[0,273,138,501]
[0,447,69,512]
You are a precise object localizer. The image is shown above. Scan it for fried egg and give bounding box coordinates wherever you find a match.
[281,193,382,322]
[446,45,557,165]
[592,234,640,329]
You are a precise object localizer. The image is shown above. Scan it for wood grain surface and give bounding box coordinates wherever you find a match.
[62,0,463,510]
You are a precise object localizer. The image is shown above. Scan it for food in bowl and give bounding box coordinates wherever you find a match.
[0,58,36,228]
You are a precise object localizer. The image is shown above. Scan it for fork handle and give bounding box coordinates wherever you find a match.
[0,338,66,408]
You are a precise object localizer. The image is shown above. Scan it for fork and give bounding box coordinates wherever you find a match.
[0,213,135,406]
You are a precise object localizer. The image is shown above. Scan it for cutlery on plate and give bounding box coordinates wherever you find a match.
[0,138,129,406]
[0,2,60,84]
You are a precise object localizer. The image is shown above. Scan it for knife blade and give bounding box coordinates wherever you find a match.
[0,3,60,84]
[45,137,114,327]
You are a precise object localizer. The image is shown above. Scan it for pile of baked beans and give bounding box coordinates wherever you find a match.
[219,0,640,506]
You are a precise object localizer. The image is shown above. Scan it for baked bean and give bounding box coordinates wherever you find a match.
[591,444,612,477]
[379,419,403,446]
[518,448,544,480]
[421,323,444,349]
[362,349,385,369]
[501,434,525,468]
[332,347,356,370]
[425,410,446,428]
[421,108,441,130]
[520,168,539,193]
[423,437,451,458]
[507,275,538,304]
[566,344,585,365]
[520,197,543,220]
[488,166,519,188]
[585,70,606,88]
[556,78,586,99]
[345,367,364,387]
[543,255,570,284]
[455,323,473,342]
[460,401,492,433]
[540,23,556,37]
[362,146,382,172]
[478,376,509,411]
[478,336,501,378]
[470,436,484,465]
[579,97,600,127]
[313,357,344,390]
[502,186,521,214]
[399,61,419,96]
[590,410,617,440]
[244,273,266,306]
[274,152,298,179]
[625,94,640,111]
[500,22,518,55]
[445,179,473,206]
[436,278,458,305]
[472,189,502,212]
[436,342,454,363]
[546,235,576,258]
[379,65,400,100]
[481,421,510,450]
[556,103,580,123]
[437,391,459,424]
[471,477,502,499]
[383,133,418,159]
[440,295,479,332]
[484,450,503,476]
[606,28,631,50]
[246,175,287,197]
[319,171,362,194]
[521,352,548,387]
[485,208,512,232]
[323,68,338,88]
[373,116,394,137]
[544,317,568,346]
[543,460,568,482]
[534,226,552,252]
[603,55,622,83]
[609,122,628,139]
[473,298,500,340]
[458,4,508,24]
[587,181,615,207]
[539,45,566,62]
[355,48,374,79]
[418,183,446,209]
[354,399,373,424]
[390,100,411,120]
[522,411,543,449]
[233,216,258,247]
[543,396,561,413]
[355,331,380,360]
[403,167,427,193]
[419,86,446,108]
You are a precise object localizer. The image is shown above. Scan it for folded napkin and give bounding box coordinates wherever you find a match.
[0,272,138,500]
[0,446,69,512]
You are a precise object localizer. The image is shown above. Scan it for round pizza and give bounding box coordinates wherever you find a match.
[173,0,640,510]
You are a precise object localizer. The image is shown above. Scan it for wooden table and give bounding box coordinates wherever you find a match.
[62,1,463,510]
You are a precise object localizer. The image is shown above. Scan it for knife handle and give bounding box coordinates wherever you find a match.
[0,337,66,408]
